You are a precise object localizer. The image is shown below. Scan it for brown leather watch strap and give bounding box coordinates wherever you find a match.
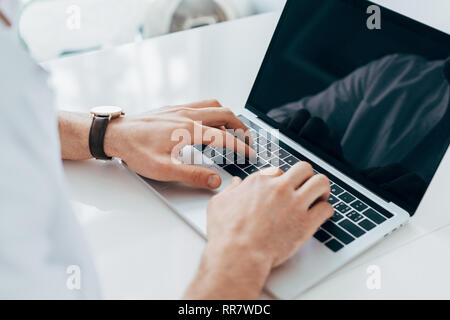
[89,116,112,160]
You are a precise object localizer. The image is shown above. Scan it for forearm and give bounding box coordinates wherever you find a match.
[184,243,271,300]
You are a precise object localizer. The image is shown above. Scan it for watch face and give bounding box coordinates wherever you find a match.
[90,106,124,117]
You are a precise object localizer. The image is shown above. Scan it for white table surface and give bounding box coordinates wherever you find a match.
[44,4,450,299]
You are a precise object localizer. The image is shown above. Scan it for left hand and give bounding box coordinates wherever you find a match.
[104,100,254,189]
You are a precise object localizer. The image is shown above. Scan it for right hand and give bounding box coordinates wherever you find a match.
[207,162,334,268]
[184,162,334,299]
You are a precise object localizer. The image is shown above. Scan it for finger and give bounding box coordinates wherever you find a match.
[202,126,257,158]
[183,99,223,109]
[183,108,252,145]
[306,201,334,232]
[296,174,331,208]
[184,107,250,138]
[161,100,222,113]
[280,161,315,189]
[169,163,222,189]
[195,107,249,131]
[258,166,283,178]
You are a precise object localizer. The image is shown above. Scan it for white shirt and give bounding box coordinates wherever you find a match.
[0,0,100,299]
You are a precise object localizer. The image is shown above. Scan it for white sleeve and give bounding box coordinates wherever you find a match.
[0,28,100,299]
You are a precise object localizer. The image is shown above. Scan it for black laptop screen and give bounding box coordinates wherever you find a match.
[246,0,450,214]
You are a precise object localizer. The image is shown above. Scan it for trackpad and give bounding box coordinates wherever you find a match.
[141,146,233,236]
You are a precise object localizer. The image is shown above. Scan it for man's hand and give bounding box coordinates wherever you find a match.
[59,100,254,189]
[184,163,334,299]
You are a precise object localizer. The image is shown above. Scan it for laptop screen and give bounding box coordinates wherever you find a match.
[246,0,450,214]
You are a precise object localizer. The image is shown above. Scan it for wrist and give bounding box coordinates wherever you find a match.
[185,240,272,299]
[103,117,126,159]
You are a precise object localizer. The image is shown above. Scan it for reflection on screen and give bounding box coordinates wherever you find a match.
[248,0,450,211]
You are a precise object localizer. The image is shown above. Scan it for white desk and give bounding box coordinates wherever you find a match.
[44,9,450,299]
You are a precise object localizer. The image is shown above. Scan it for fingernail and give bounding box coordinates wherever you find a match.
[232,177,242,184]
[208,175,221,189]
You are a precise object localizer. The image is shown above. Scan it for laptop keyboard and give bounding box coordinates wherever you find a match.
[194,116,393,252]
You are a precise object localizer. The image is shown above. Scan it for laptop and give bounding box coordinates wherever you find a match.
[127,0,450,299]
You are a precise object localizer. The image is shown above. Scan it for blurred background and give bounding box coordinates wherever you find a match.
[17,0,286,61]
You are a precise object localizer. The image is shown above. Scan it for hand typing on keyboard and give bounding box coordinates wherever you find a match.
[184,162,333,299]
[98,100,255,189]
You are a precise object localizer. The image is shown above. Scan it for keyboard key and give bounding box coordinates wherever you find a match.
[268,157,284,167]
[266,142,280,152]
[243,117,261,131]
[252,158,267,168]
[330,211,344,222]
[211,155,226,166]
[213,147,228,157]
[334,202,352,214]
[339,192,356,203]
[325,239,344,252]
[193,144,205,151]
[235,161,251,170]
[249,129,258,139]
[330,184,344,195]
[255,142,266,152]
[260,164,273,170]
[226,153,251,168]
[277,148,290,159]
[350,200,368,212]
[279,164,291,172]
[271,157,286,165]
[328,195,339,205]
[223,165,248,179]
[362,208,386,224]
[322,221,355,245]
[234,153,246,162]
[221,149,235,160]
[378,209,394,219]
[203,146,216,158]
[244,165,259,175]
[284,156,299,166]
[338,219,366,238]
[257,135,268,145]
[359,219,376,231]
[258,151,273,161]
[314,229,331,242]
[346,210,364,223]
[223,152,234,164]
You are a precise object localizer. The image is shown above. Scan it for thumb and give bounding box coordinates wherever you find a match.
[171,164,222,189]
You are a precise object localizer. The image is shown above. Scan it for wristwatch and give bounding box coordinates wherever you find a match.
[89,106,125,160]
